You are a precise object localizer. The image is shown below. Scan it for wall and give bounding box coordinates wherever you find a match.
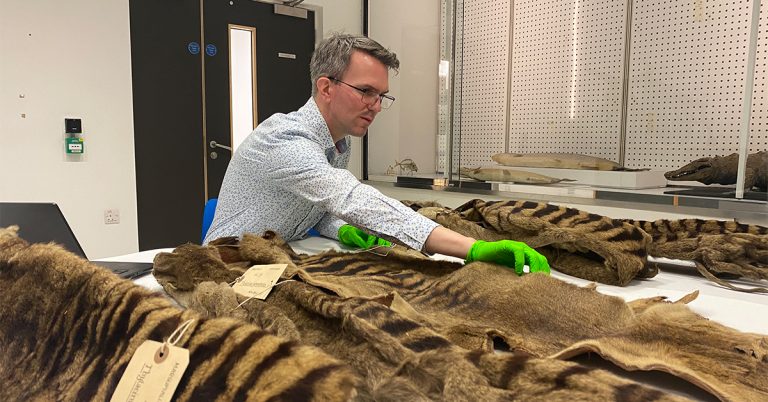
[0,0,138,259]
[0,0,363,258]
[303,0,364,178]
[368,0,441,176]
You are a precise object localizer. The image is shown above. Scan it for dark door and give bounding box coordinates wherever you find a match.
[129,0,205,250]
[202,1,315,198]
[130,0,315,249]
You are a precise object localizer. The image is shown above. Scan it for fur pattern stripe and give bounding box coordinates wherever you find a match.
[0,226,358,401]
[620,218,768,292]
[153,237,694,400]
[152,232,768,400]
[407,199,767,291]
[403,199,653,286]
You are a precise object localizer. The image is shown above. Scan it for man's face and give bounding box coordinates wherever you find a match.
[327,51,389,138]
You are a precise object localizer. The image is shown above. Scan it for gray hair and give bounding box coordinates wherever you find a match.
[310,33,400,96]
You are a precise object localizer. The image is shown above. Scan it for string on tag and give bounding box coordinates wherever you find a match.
[228,274,244,287]
[155,319,195,364]
[166,319,195,346]
[230,279,296,312]
[352,243,396,257]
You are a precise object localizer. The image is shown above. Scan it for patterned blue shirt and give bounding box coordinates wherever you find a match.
[203,98,439,250]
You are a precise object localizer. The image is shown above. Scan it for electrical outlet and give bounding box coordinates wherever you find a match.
[104,209,120,224]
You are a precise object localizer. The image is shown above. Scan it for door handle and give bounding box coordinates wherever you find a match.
[209,140,232,151]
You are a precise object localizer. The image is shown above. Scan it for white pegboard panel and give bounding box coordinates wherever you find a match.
[626,0,765,169]
[751,0,768,150]
[437,0,452,174]
[508,0,627,163]
[452,0,510,169]
[451,0,464,175]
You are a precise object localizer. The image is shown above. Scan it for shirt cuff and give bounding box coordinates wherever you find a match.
[314,213,346,240]
[373,209,440,251]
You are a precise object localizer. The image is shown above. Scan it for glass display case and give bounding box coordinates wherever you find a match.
[366,0,766,203]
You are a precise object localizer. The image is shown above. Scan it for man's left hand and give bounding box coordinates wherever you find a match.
[465,240,550,275]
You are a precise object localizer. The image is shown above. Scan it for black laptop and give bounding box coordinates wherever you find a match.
[0,202,153,279]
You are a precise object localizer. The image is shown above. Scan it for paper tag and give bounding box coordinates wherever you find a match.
[110,340,189,402]
[232,264,288,300]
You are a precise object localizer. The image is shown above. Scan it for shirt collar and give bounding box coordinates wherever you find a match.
[335,137,349,153]
[299,97,350,157]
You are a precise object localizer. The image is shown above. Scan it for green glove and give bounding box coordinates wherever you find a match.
[338,224,392,249]
[466,240,550,275]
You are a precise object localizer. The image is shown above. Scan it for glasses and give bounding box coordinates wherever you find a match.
[328,77,395,109]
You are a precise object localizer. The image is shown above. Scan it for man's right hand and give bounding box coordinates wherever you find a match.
[338,224,392,249]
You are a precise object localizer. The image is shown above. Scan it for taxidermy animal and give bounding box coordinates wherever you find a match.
[492,152,623,170]
[664,151,768,191]
[394,158,418,175]
[460,166,575,184]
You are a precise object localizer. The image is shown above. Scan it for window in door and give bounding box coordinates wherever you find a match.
[229,24,258,152]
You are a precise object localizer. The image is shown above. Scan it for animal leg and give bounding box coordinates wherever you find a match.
[744,168,756,191]
[701,253,760,278]
[695,260,768,293]
[653,233,768,292]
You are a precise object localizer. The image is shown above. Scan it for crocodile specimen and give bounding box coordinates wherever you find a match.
[664,151,768,191]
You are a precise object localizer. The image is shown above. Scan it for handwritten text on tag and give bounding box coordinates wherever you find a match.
[232,264,288,300]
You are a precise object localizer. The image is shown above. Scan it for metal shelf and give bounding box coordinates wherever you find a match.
[365,177,767,226]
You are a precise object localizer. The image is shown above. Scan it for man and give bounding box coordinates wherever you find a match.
[204,33,549,275]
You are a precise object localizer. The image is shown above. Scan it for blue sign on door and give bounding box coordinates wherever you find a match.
[188,42,200,55]
[205,44,217,57]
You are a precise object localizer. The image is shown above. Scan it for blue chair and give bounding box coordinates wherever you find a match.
[201,198,218,243]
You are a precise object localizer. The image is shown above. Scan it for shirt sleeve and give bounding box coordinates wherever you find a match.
[262,135,439,250]
[314,213,346,239]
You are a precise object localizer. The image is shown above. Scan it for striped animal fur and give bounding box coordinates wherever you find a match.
[405,199,655,286]
[154,235,687,401]
[621,218,768,243]
[153,232,768,401]
[281,248,768,402]
[620,218,768,293]
[407,199,768,292]
[0,226,357,401]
